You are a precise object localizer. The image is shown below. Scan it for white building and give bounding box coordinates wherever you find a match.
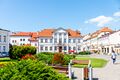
[82,27,113,54]
[98,30,120,54]
[10,32,38,47]
[10,28,82,54]
[38,28,82,53]
[0,28,10,55]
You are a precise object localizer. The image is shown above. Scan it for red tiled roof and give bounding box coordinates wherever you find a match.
[11,28,82,39]
[38,29,54,37]
[90,27,113,39]
[67,29,81,38]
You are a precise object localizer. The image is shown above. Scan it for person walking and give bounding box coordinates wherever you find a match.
[111,50,117,64]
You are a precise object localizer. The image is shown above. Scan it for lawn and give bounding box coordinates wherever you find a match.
[73,56,108,68]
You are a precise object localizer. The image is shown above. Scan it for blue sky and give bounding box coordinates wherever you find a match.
[0,0,120,34]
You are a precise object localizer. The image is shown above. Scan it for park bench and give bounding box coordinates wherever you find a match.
[52,66,68,74]
[72,60,90,65]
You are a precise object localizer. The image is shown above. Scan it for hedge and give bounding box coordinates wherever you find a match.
[0,60,69,80]
[9,45,36,59]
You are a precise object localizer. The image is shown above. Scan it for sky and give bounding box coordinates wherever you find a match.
[0,0,120,34]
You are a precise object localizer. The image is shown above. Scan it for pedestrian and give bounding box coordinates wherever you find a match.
[111,50,117,64]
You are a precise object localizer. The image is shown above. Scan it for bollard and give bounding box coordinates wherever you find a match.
[88,66,93,80]
[68,63,71,79]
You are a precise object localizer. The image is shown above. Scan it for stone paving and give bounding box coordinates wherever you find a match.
[72,54,120,80]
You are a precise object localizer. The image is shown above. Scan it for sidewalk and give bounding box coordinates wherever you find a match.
[72,54,120,80]
[91,54,120,80]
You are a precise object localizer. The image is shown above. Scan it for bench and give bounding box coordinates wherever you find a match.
[52,66,68,74]
[72,60,90,65]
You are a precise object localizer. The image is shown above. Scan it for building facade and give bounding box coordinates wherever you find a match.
[10,27,120,55]
[10,32,38,47]
[38,28,82,53]
[82,27,113,54]
[82,27,120,55]
[10,28,82,54]
[0,28,10,55]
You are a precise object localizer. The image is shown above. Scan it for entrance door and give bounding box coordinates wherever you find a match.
[59,46,62,53]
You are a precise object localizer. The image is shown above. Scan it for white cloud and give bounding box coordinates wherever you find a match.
[85,15,113,27]
[113,12,120,17]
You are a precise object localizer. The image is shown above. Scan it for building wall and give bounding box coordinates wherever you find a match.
[10,36,31,45]
[38,29,82,53]
[0,29,10,54]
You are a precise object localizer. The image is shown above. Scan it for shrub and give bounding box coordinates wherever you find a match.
[36,52,75,65]
[79,51,90,55]
[52,53,64,65]
[36,52,54,64]
[63,54,76,65]
[9,45,36,59]
[21,54,36,60]
[0,60,69,80]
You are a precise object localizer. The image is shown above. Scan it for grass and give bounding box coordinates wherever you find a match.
[73,56,108,68]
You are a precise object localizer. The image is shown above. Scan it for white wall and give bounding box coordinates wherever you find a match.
[10,36,31,45]
[0,29,10,53]
[38,28,82,53]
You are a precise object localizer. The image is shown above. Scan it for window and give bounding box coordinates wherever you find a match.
[0,35,1,42]
[73,39,76,43]
[0,46,1,52]
[54,33,57,37]
[55,46,57,50]
[54,38,57,43]
[35,43,37,46]
[15,40,17,43]
[20,39,22,41]
[69,39,71,43]
[69,47,71,50]
[40,46,43,50]
[73,47,76,50]
[78,46,81,50]
[45,46,48,51]
[50,46,52,51]
[64,46,67,50]
[59,33,62,36]
[41,39,43,43]
[23,39,25,41]
[64,33,66,36]
[64,39,66,43]
[12,40,14,43]
[50,39,52,43]
[3,36,6,42]
[45,39,48,43]
[55,33,57,36]
[59,38,62,43]
[3,46,6,52]
[78,39,81,43]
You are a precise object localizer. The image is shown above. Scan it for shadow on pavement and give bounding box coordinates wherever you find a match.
[93,78,99,80]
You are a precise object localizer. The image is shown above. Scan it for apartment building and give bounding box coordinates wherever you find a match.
[82,27,113,54]
[0,28,10,55]
[98,30,120,54]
